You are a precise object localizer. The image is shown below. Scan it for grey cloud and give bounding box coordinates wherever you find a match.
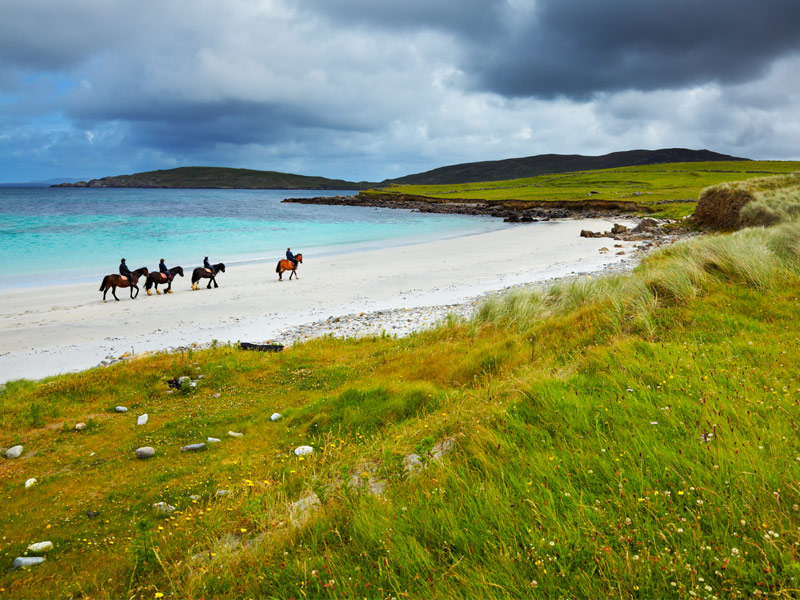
[467,0,800,98]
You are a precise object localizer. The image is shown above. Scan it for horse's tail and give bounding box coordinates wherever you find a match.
[275,260,281,273]
[144,277,152,291]
[99,275,109,291]
[191,270,199,284]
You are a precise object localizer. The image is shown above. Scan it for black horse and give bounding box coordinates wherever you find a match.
[99,267,149,302]
[191,263,225,290]
[144,266,184,295]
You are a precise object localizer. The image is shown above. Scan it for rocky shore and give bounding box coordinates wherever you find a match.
[283,192,646,221]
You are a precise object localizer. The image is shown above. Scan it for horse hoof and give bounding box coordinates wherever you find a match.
[147,290,152,296]
[155,290,160,295]
[167,290,173,294]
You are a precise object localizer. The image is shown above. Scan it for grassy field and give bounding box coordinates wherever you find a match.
[2,218,800,598]
[366,161,800,219]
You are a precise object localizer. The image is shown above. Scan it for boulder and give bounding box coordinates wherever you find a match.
[75,422,86,431]
[611,223,629,234]
[5,445,23,459]
[13,556,45,569]
[633,218,659,232]
[24,478,37,489]
[137,414,148,426]
[135,447,156,459]
[27,541,53,553]
[294,445,313,456]
[270,413,282,422]
[153,502,175,514]
[114,406,127,413]
[227,431,243,438]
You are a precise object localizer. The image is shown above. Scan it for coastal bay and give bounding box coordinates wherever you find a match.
[0,217,641,382]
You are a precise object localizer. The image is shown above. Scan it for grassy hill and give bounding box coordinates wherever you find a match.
[386,148,749,185]
[53,167,373,190]
[368,160,800,218]
[2,212,800,596]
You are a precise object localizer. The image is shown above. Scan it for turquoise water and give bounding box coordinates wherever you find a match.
[0,188,505,288]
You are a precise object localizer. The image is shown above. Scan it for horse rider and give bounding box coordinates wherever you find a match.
[119,258,134,285]
[203,255,213,274]
[286,248,298,268]
[159,258,171,281]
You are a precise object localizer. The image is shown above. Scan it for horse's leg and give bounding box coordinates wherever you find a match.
[103,286,108,302]
[213,275,218,288]
[112,286,120,301]
[155,282,161,295]
[207,276,213,289]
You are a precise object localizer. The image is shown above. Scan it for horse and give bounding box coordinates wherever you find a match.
[99,267,149,302]
[191,263,225,290]
[276,253,302,281]
[144,266,184,295]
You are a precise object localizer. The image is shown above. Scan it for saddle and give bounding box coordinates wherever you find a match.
[205,268,212,274]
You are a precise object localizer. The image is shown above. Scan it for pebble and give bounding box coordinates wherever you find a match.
[137,414,148,426]
[213,393,221,398]
[178,376,190,383]
[115,406,128,413]
[5,445,23,459]
[207,437,221,443]
[270,413,282,421]
[227,431,243,438]
[27,541,53,553]
[153,502,175,514]
[25,478,37,488]
[189,494,201,501]
[182,443,206,452]
[75,422,86,431]
[135,447,156,459]
[13,556,45,569]
[294,445,313,456]
[215,489,229,498]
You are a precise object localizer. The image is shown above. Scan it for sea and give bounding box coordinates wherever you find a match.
[0,187,507,289]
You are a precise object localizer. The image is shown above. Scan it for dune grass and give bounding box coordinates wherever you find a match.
[367,161,800,218]
[2,225,800,598]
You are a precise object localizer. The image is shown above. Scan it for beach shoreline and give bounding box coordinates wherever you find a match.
[0,217,681,383]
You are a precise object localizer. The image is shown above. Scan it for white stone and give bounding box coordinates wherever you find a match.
[227,431,243,438]
[215,489,229,498]
[135,447,156,459]
[27,541,53,553]
[137,414,148,426]
[5,445,23,459]
[153,502,175,514]
[270,413,282,421]
[75,422,86,431]
[115,406,128,413]
[294,445,313,456]
[182,443,206,452]
[178,376,190,383]
[13,556,45,568]
[207,437,221,443]
[24,478,37,488]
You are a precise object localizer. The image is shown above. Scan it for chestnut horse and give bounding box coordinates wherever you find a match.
[99,267,149,302]
[191,263,225,290]
[144,266,184,295]
[276,253,302,281]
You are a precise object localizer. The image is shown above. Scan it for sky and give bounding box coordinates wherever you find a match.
[1,0,799,183]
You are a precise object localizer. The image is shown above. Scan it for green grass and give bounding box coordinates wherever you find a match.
[2,225,800,598]
[366,161,800,218]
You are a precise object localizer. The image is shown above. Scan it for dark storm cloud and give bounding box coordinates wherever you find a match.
[307,0,800,99]
[469,0,800,98]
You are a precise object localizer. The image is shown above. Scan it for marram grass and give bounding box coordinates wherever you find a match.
[1,225,800,598]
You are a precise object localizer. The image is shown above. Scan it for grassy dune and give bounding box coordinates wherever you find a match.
[2,217,800,597]
[368,161,800,218]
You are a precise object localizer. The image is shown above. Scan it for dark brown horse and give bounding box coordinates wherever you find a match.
[191,263,225,290]
[276,253,302,281]
[99,267,149,302]
[144,266,184,295]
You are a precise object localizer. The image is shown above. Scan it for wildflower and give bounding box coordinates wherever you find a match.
[155,594,164,599]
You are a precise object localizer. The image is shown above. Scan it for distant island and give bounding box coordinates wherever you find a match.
[51,166,375,190]
[51,149,749,190]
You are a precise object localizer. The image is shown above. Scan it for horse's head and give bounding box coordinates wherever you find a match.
[173,266,184,277]
[216,263,226,273]
[136,267,149,276]
[296,254,303,263]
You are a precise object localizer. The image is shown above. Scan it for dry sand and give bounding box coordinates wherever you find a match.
[0,218,640,382]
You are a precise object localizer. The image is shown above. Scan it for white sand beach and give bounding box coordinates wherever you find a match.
[0,218,641,382]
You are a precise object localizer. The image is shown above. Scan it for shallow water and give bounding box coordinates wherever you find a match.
[0,187,505,288]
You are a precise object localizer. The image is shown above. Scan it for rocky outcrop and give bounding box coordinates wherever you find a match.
[692,183,755,230]
[284,192,646,220]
